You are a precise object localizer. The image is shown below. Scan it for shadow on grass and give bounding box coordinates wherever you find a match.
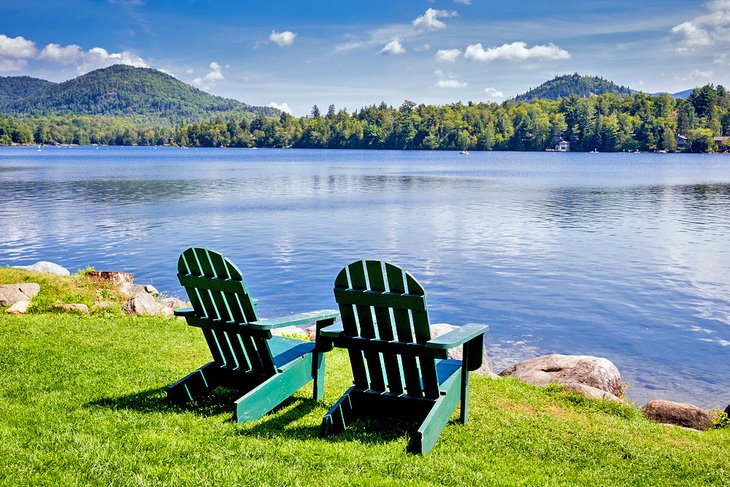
[87,386,319,424]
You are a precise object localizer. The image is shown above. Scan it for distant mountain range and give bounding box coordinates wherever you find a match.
[0,65,277,124]
[514,73,695,102]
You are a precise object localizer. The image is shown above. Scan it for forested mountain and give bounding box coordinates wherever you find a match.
[0,65,276,123]
[0,76,54,107]
[515,74,634,102]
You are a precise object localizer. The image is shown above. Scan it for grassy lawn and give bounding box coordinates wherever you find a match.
[0,311,728,486]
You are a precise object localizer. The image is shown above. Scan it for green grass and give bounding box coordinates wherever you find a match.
[0,312,728,486]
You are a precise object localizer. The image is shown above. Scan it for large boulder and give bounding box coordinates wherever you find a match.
[0,283,41,306]
[430,323,496,378]
[271,325,309,340]
[123,293,162,316]
[642,399,715,431]
[15,261,69,276]
[56,303,89,314]
[500,354,623,400]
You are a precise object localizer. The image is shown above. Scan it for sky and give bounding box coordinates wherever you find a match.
[0,0,728,116]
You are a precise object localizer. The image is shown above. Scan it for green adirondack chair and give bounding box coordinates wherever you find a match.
[168,247,339,422]
[319,260,488,454]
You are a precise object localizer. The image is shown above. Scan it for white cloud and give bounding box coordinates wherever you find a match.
[270,30,296,47]
[192,61,224,89]
[671,1,730,52]
[38,43,83,63]
[412,8,457,31]
[464,41,570,62]
[268,102,292,114]
[675,68,714,81]
[436,78,467,88]
[436,48,461,62]
[76,47,148,74]
[454,0,471,4]
[0,59,27,72]
[0,34,36,58]
[380,38,406,55]
[484,87,505,98]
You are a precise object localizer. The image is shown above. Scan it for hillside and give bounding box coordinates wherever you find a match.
[515,73,633,101]
[0,75,55,107]
[0,65,277,124]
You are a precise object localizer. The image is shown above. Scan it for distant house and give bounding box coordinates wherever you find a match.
[555,139,570,152]
[676,134,688,149]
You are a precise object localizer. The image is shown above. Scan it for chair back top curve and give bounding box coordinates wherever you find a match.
[334,260,441,399]
[177,247,259,324]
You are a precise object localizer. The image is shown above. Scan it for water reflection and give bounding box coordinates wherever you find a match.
[1,147,729,408]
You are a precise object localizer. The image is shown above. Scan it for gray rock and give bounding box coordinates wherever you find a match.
[500,354,623,398]
[642,399,715,431]
[120,282,158,299]
[6,300,30,314]
[15,261,70,276]
[123,293,162,316]
[430,323,496,378]
[0,283,41,306]
[160,297,187,310]
[56,303,89,314]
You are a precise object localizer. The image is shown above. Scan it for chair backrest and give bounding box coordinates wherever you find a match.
[177,247,276,375]
[333,260,441,399]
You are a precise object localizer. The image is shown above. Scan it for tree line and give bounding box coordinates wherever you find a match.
[1,84,729,152]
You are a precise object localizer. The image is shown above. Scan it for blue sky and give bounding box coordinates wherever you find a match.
[1,0,728,115]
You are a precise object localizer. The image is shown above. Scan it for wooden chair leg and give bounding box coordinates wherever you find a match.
[234,354,314,422]
[321,386,358,437]
[312,351,326,401]
[410,369,463,454]
[167,361,220,403]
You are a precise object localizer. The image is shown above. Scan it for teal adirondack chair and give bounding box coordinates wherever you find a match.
[320,260,488,454]
[168,247,339,422]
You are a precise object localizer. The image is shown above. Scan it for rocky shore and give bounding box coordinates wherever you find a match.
[2,260,727,432]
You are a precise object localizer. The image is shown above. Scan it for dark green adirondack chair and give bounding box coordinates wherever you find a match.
[320,260,488,454]
[168,247,338,422]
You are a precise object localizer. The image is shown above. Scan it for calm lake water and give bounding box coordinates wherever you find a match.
[1,146,729,408]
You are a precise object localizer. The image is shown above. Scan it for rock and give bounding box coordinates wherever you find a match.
[500,354,623,399]
[87,271,134,285]
[6,300,30,314]
[561,382,624,403]
[91,300,116,313]
[160,306,175,317]
[160,297,187,310]
[642,399,715,431]
[271,325,309,340]
[304,324,318,342]
[120,283,158,299]
[430,323,496,378]
[123,293,162,316]
[56,303,89,314]
[0,283,41,306]
[144,284,159,297]
[15,261,69,276]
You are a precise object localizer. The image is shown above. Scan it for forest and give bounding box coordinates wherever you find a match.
[1,84,729,152]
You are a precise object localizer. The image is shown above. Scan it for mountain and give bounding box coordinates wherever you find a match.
[0,76,55,107]
[514,73,634,102]
[0,65,277,123]
[671,89,693,99]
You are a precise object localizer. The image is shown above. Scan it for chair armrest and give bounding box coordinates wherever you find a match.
[173,307,195,317]
[247,310,339,330]
[425,323,488,350]
[319,323,345,338]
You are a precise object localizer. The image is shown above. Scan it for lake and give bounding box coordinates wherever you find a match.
[1,146,729,408]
